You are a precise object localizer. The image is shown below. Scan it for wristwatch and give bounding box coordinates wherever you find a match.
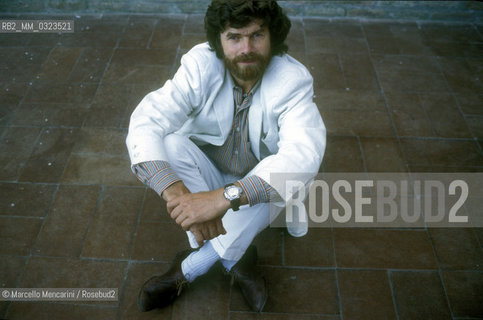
[223,183,243,211]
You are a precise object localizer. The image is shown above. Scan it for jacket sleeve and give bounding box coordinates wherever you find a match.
[126,51,203,167]
[250,68,326,202]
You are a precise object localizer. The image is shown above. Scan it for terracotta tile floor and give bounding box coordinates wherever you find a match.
[1,14,482,319]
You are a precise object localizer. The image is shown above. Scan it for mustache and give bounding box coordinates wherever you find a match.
[233,53,265,63]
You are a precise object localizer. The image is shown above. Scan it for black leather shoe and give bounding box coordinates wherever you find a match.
[138,249,194,312]
[230,245,268,312]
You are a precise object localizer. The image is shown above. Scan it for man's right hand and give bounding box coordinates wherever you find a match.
[162,181,226,246]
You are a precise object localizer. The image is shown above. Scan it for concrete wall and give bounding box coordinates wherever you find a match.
[1,1,482,22]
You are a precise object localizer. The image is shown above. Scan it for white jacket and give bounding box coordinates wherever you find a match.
[126,43,326,235]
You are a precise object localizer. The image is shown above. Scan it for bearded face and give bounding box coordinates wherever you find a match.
[220,20,272,86]
[223,52,271,82]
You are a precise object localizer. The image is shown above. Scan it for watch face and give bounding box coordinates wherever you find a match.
[225,185,241,200]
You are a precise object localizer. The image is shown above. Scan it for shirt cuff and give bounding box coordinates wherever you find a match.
[133,161,181,196]
[237,175,281,206]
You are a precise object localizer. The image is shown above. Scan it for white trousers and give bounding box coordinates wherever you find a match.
[164,134,271,261]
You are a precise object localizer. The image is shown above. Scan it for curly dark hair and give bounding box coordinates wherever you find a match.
[204,0,291,59]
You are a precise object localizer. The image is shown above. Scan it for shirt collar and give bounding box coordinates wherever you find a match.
[232,77,261,106]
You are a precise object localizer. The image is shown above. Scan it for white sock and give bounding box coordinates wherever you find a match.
[221,258,238,272]
[181,241,220,282]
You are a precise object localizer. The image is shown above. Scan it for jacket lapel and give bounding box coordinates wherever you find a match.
[248,89,263,160]
[211,69,236,144]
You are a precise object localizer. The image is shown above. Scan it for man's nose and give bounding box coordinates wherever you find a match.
[240,37,253,54]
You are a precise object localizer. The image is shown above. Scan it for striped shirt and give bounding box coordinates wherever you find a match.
[133,81,279,206]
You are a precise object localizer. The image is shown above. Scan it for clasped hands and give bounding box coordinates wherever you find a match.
[162,181,231,246]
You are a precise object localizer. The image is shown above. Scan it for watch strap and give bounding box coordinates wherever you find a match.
[231,197,241,211]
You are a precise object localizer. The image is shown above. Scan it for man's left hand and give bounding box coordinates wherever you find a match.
[190,219,226,247]
[168,188,231,230]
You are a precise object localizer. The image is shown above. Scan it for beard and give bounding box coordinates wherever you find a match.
[224,52,271,82]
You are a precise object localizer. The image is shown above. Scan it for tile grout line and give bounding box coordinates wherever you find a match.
[112,20,129,130]
[360,22,411,173]
[115,184,149,318]
[77,185,105,259]
[4,41,56,181]
[5,253,482,272]
[426,229,456,319]
[65,46,85,82]
[334,264,343,319]
[335,53,349,93]
[229,310,342,317]
[472,23,483,42]
[330,227,343,319]
[472,227,483,249]
[14,125,46,181]
[0,181,145,189]
[446,53,483,154]
[79,16,128,129]
[355,135,369,174]
[227,263,233,320]
[145,14,157,50]
[116,259,132,319]
[255,264,480,273]
[326,132,483,143]
[431,54,475,137]
[280,228,285,266]
[357,24,385,173]
[53,127,80,186]
[432,55,483,157]
[394,135,480,142]
[116,82,135,130]
[414,93,439,138]
[445,87,476,140]
[301,17,308,60]
[170,14,188,77]
[2,181,61,317]
[116,14,141,130]
[387,270,401,320]
[127,187,148,261]
[5,299,118,309]
[28,181,61,253]
[2,12,481,25]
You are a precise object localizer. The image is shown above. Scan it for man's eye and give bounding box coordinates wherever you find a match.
[229,35,240,41]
